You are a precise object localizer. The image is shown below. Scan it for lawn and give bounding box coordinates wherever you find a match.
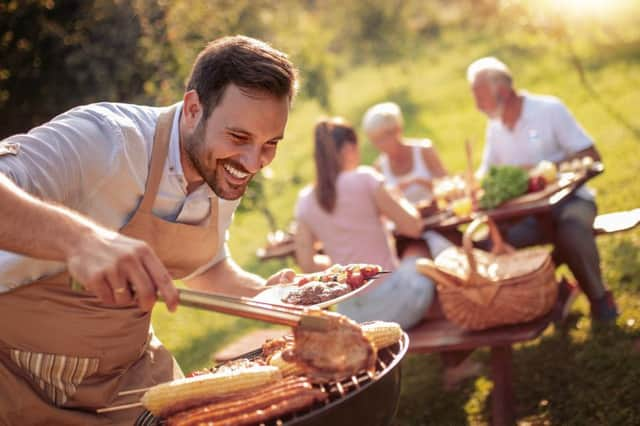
[151,27,640,425]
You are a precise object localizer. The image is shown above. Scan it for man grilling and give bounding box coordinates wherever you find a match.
[0,36,298,424]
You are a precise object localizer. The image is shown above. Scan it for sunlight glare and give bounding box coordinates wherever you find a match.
[553,0,623,17]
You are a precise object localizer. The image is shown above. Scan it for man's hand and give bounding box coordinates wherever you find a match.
[265,268,297,286]
[0,173,178,311]
[66,229,179,312]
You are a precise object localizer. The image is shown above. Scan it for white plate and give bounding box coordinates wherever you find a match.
[253,277,379,309]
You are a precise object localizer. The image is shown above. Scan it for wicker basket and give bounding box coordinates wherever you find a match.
[416,215,558,331]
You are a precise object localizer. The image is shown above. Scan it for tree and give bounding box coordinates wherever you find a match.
[0,0,173,138]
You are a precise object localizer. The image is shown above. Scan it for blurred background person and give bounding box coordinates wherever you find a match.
[467,56,618,322]
[293,117,435,329]
[294,117,482,387]
[362,102,453,258]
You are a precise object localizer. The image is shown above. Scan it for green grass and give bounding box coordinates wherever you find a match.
[152,27,640,425]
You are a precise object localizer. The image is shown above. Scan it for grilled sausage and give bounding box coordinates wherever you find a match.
[167,377,326,426]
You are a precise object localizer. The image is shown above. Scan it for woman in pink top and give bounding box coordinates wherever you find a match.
[294,117,435,329]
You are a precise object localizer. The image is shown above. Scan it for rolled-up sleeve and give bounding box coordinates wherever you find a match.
[551,99,594,155]
[0,106,123,208]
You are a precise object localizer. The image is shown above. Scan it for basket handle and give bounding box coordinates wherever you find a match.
[462,215,513,283]
[415,258,461,287]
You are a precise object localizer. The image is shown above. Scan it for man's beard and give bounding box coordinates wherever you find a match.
[184,122,253,200]
[486,101,504,120]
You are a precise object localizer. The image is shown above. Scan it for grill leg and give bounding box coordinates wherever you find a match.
[490,345,515,426]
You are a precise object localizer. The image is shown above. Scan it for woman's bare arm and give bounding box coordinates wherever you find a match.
[294,220,330,273]
[373,183,423,238]
[421,146,448,178]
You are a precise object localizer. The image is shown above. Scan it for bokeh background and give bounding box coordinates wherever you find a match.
[2,1,639,424]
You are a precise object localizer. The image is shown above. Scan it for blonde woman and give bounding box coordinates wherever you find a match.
[363,102,453,258]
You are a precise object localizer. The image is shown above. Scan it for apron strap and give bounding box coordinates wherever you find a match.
[138,106,177,213]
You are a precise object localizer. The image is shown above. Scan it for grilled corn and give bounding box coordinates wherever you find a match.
[141,365,281,416]
[268,351,306,377]
[362,321,402,350]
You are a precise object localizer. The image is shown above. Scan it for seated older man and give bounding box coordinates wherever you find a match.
[466,56,618,322]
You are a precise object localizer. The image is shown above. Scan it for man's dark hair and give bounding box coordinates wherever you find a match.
[186,35,298,118]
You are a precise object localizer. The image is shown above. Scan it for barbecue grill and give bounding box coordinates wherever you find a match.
[135,332,409,426]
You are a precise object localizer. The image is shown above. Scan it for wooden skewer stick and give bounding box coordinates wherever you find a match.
[117,387,151,396]
[465,138,477,207]
[96,401,143,414]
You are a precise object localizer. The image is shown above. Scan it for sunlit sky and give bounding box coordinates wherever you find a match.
[550,0,629,17]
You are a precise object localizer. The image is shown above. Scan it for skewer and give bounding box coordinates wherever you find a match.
[465,139,477,207]
[96,401,142,413]
[117,387,151,396]
[292,270,391,280]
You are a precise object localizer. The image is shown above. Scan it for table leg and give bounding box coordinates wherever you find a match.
[490,345,515,426]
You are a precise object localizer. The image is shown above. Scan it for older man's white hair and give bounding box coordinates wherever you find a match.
[466,57,513,88]
[362,102,403,135]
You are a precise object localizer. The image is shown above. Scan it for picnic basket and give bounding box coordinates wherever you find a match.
[416,215,558,331]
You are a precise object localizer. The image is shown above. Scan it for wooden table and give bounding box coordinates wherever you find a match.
[421,164,604,233]
[407,298,565,426]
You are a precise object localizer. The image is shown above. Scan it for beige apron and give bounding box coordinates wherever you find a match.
[0,106,219,425]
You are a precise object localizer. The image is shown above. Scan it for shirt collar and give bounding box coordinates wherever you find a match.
[168,102,185,179]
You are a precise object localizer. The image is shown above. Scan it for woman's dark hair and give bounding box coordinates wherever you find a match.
[314,117,358,213]
[186,35,298,118]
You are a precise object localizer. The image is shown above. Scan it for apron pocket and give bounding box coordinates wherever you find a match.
[10,349,99,407]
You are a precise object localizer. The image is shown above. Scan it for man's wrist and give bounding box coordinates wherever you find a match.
[56,206,117,261]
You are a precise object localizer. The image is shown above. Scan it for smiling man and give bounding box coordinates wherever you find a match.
[0,36,297,424]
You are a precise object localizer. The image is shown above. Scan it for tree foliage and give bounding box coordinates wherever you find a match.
[0,0,177,138]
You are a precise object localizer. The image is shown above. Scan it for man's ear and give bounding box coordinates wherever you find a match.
[182,90,204,131]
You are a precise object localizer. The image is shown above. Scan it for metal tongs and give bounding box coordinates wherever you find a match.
[72,278,332,331]
[162,288,332,332]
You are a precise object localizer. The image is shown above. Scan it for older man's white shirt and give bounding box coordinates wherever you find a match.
[478,92,595,200]
[0,102,240,292]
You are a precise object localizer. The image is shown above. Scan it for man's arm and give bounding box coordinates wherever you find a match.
[0,173,178,311]
[184,256,296,297]
[551,99,600,163]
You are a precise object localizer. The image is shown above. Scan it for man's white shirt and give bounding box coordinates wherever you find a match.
[478,92,595,200]
[0,102,240,292]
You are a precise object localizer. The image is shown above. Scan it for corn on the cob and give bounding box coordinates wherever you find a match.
[362,321,402,350]
[268,351,306,377]
[141,365,281,416]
